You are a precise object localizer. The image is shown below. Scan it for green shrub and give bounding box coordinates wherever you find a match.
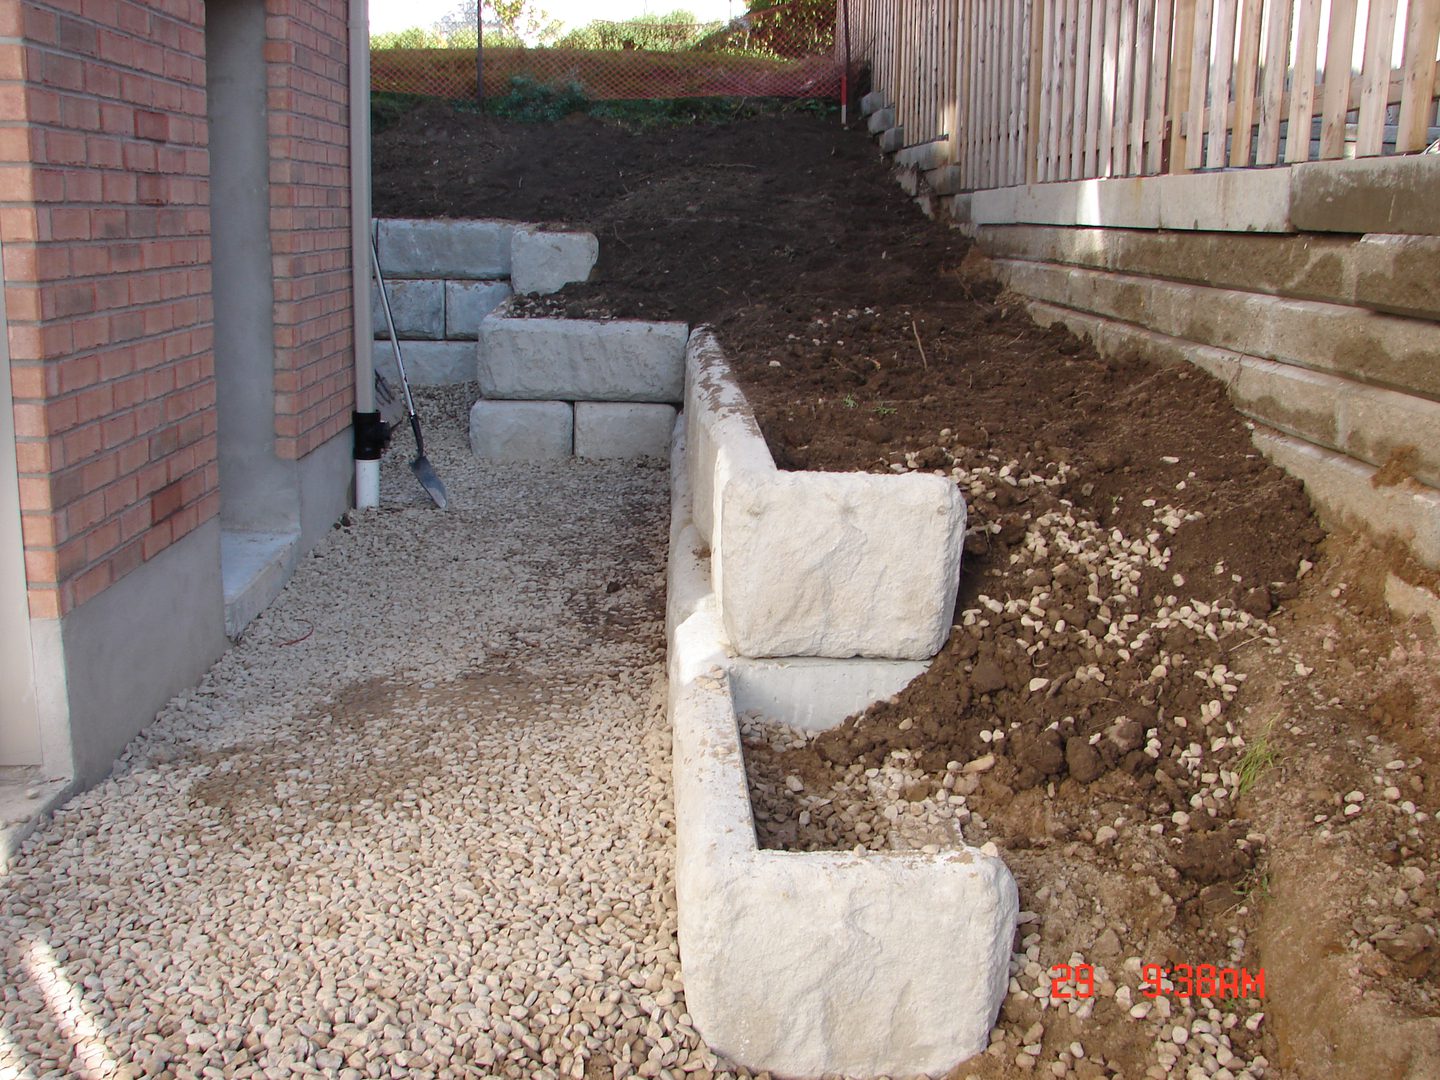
[488,75,591,122]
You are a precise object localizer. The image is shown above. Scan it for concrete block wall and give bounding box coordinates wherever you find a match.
[965,163,1440,573]
[470,314,685,461]
[372,218,599,386]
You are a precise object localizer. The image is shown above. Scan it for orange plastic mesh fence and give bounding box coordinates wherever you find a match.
[372,6,842,102]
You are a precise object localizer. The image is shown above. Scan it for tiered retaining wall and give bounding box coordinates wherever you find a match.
[861,93,1440,585]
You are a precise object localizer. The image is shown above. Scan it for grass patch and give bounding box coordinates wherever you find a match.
[1235,722,1279,795]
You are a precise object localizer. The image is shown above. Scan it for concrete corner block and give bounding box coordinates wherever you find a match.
[445,280,513,339]
[510,227,599,295]
[376,218,516,279]
[866,106,895,134]
[1291,155,1440,236]
[574,402,676,459]
[372,278,444,340]
[477,317,688,402]
[665,428,1016,1078]
[372,339,476,386]
[685,328,966,661]
[859,89,888,116]
[878,126,906,154]
[469,399,573,461]
[720,469,965,659]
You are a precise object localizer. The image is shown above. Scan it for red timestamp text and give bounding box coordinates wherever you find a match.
[1143,964,1265,999]
[1047,963,1265,1000]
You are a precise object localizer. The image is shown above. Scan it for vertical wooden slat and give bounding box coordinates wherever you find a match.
[1357,0,1400,155]
[1255,0,1293,165]
[1113,0,1138,175]
[1229,0,1265,164]
[985,0,998,186]
[1099,0,1121,174]
[1146,0,1174,173]
[1284,0,1323,163]
[1168,0,1198,170]
[1036,0,1054,179]
[1206,0,1239,167]
[1028,0,1047,181]
[1002,0,1016,182]
[1183,0,1214,169]
[1130,0,1156,175]
[1396,0,1440,150]
[969,0,983,184]
[1061,0,1082,177]
[1084,0,1107,175]
[1319,0,1359,158]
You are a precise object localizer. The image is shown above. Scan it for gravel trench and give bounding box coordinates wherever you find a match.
[0,389,741,1080]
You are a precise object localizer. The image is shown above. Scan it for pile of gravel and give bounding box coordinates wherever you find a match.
[0,389,742,1080]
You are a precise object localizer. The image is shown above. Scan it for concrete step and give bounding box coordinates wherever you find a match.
[222,530,299,640]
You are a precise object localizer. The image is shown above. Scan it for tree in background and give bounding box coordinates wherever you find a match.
[741,0,834,57]
[437,0,561,46]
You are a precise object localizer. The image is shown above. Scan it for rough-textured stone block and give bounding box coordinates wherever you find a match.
[859,90,888,116]
[376,218,515,279]
[371,278,443,340]
[665,438,1017,1077]
[510,227,599,295]
[685,329,966,660]
[573,402,676,459]
[719,469,965,659]
[445,280,513,339]
[477,318,688,402]
[878,126,905,154]
[866,106,895,134]
[469,399,573,461]
[373,340,475,386]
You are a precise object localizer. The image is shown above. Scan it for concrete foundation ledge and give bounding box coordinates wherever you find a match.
[685,329,965,660]
[666,419,1017,1077]
[477,312,688,403]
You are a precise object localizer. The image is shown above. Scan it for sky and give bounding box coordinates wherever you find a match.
[367,0,739,34]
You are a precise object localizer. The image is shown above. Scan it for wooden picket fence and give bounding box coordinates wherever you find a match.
[848,0,1440,189]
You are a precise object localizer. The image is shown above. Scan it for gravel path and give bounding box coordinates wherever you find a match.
[0,391,739,1080]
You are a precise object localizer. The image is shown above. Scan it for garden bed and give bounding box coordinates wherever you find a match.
[376,105,1440,1079]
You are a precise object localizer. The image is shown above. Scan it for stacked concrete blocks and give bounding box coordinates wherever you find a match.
[685,329,966,661]
[666,418,1017,1077]
[372,219,601,388]
[471,310,686,461]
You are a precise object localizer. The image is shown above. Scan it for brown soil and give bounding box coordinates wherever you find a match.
[374,104,1440,1079]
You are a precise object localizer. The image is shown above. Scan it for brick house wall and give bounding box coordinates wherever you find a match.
[0,0,355,620]
[0,0,216,621]
[266,0,353,461]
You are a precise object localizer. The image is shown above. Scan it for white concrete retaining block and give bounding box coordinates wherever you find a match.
[376,218,515,279]
[510,226,599,295]
[372,278,444,340]
[373,339,476,387]
[667,419,1016,1077]
[686,329,966,660]
[445,280,513,339]
[574,402,676,459]
[477,316,688,403]
[469,399,573,461]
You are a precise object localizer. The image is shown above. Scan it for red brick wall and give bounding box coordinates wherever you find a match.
[266,0,353,461]
[1,0,216,619]
[1,0,357,618]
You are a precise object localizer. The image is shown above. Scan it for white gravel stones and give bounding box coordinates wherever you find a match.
[0,387,736,1080]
